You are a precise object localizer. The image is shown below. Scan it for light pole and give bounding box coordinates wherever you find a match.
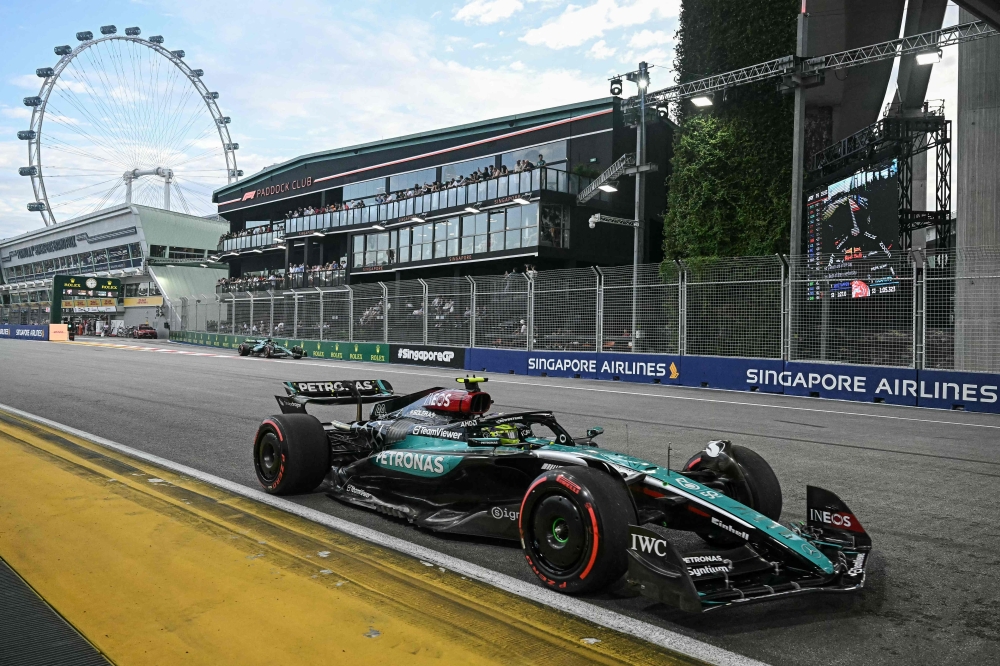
[590,214,640,349]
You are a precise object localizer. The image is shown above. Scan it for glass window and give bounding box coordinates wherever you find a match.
[447,217,459,239]
[461,216,475,237]
[461,237,474,255]
[353,236,364,253]
[435,222,448,242]
[505,230,521,249]
[390,167,435,193]
[441,156,494,182]
[399,246,410,263]
[522,226,538,246]
[475,213,488,236]
[501,141,567,170]
[506,206,522,229]
[538,204,567,248]
[435,240,447,258]
[521,203,538,229]
[489,211,505,233]
[343,178,385,201]
[447,239,459,256]
[376,233,389,250]
[365,250,376,266]
[489,231,505,252]
[398,228,409,247]
[149,245,167,258]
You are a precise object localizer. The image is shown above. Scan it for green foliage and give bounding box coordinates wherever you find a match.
[664,0,800,260]
[572,164,601,179]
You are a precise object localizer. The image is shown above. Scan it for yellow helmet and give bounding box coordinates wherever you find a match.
[483,423,520,446]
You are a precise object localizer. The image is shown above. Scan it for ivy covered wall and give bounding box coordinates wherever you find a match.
[663,0,800,259]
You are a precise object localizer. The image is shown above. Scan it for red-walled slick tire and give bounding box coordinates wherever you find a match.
[253,414,330,495]
[519,466,634,595]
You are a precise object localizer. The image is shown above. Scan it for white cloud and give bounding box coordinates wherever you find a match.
[454,0,524,25]
[587,40,616,60]
[522,0,680,50]
[627,29,672,49]
[509,60,526,71]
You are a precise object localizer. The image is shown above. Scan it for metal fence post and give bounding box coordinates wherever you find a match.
[594,267,604,352]
[526,274,534,351]
[467,276,476,348]
[778,254,789,361]
[675,260,686,355]
[379,282,388,343]
[921,252,927,370]
[293,293,299,339]
[318,289,324,340]
[268,292,275,337]
[418,278,429,344]
[912,250,925,369]
[346,285,354,342]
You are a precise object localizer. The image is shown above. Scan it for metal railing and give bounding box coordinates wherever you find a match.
[168,246,1000,373]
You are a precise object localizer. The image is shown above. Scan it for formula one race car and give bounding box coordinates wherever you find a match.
[252,377,872,612]
[237,338,307,359]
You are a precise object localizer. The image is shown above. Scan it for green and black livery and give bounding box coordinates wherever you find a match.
[252,376,872,612]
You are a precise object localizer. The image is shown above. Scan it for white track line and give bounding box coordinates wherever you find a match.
[1,402,764,666]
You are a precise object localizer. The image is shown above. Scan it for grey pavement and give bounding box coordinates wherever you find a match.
[1,337,998,665]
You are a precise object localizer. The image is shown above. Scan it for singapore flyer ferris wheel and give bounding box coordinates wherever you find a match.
[18,24,242,226]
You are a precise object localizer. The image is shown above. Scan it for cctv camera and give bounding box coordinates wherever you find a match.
[588,216,597,229]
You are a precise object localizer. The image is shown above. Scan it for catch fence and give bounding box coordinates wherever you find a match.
[171,246,1000,373]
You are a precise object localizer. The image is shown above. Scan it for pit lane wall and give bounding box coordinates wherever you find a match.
[168,332,1000,414]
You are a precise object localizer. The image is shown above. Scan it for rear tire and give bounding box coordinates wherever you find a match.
[519,466,635,595]
[253,414,330,495]
[238,344,250,356]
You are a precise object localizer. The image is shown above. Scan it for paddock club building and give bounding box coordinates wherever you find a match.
[212,98,673,285]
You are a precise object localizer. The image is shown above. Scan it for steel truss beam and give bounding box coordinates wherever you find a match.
[623,20,997,115]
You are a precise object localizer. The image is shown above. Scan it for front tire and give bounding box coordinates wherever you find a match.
[238,344,250,356]
[519,466,635,594]
[253,414,330,495]
[684,444,782,546]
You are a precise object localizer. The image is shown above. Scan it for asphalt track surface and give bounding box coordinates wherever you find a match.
[2,338,999,665]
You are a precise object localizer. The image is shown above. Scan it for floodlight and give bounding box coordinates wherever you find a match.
[656,106,668,119]
[597,181,618,193]
[915,49,942,65]
[610,77,623,96]
[513,197,530,205]
[691,95,714,107]
[410,216,425,223]
[464,206,480,214]
[372,224,385,230]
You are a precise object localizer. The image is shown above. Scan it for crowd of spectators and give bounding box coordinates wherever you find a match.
[219,222,280,243]
[277,154,545,221]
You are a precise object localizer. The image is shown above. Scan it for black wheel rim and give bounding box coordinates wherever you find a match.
[530,493,587,573]
[256,432,281,482]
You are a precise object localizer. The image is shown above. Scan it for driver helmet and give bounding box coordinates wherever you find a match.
[482,423,520,446]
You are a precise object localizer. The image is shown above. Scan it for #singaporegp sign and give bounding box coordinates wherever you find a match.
[240,176,313,202]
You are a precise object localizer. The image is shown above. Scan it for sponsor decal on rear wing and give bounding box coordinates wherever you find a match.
[276,380,394,419]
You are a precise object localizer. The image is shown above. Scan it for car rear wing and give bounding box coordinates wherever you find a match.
[276,380,394,420]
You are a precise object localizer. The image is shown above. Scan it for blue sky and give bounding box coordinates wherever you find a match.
[0,0,681,238]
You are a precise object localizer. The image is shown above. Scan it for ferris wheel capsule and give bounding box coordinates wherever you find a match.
[54,45,72,55]
[100,25,117,35]
[17,131,36,140]
[76,31,93,42]
[36,67,55,78]
[27,202,47,212]
[149,35,164,44]
[125,27,141,36]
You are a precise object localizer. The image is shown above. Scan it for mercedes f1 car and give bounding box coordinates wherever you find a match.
[252,377,872,612]
[237,338,307,359]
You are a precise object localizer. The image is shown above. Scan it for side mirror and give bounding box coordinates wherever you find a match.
[586,427,604,438]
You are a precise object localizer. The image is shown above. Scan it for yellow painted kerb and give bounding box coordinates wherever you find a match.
[0,409,707,666]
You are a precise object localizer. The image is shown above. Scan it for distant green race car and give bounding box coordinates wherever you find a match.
[237,338,307,359]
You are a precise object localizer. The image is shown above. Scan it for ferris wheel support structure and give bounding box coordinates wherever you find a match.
[22,31,240,226]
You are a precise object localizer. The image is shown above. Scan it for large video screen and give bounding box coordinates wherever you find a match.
[805,160,899,299]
